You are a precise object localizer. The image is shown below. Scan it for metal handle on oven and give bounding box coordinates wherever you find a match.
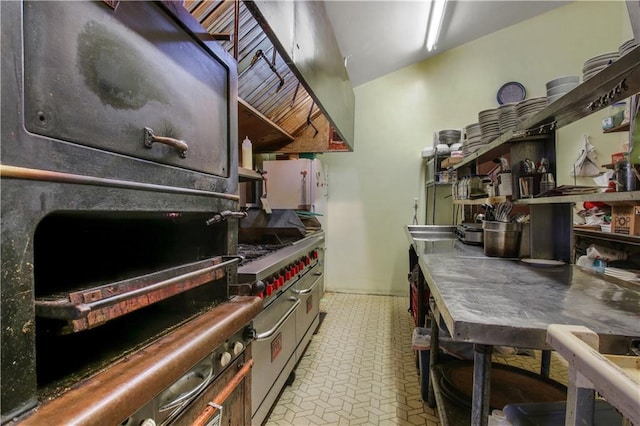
[143,127,189,158]
[191,359,254,426]
[47,256,243,319]
[291,274,322,295]
[256,297,300,341]
[158,359,215,412]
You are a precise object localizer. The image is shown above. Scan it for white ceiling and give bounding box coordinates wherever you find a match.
[324,0,569,87]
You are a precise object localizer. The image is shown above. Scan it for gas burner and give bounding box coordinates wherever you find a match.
[237,243,290,265]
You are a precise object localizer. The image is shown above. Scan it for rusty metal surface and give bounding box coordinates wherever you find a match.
[13,296,262,426]
[35,257,234,332]
[1,0,239,420]
[24,1,232,177]
[175,344,253,425]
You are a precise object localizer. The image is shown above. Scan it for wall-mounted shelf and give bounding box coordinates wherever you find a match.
[426,181,453,188]
[603,122,631,133]
[574,228,640,247]
[238,167,263,182]
[238,97,295,153]
[453,196,508,205]
[452,45,640,171]
[516,190,640,206]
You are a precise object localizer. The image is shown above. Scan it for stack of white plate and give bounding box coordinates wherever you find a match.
[516,97,547,123]
[619,39,638,57]
[478,108,501,144]
[463,123,482,154]
[498,103,518,133]
[546,75,579,105]
[583,51,618,81]
[439,129,461,146]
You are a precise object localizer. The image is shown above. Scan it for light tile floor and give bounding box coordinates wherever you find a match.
[265,292,568,426]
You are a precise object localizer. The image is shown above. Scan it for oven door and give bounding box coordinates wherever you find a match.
[251,288,299,423]
[170,355,252,426]
[293,267,322,361]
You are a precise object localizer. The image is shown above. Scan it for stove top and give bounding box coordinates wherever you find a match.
[237,233,324,282]
[237,243,291,265]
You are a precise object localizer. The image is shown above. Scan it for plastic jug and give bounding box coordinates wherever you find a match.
[242,136,253,170]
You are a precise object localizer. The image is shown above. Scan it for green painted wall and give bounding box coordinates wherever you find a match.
[322,1,634,295]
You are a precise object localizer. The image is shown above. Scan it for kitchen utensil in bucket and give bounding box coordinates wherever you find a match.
[483,221,522,258]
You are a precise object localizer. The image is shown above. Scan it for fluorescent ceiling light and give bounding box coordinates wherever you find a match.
[426,0,447,51]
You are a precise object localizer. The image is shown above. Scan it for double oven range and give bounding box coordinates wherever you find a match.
[2,1,262,424]
[236,230,325,425]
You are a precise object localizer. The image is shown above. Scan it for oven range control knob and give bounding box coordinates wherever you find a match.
[266,283,274,296]
[232,341,244,355]
[299,261,305,270]
[305,256,311,265]
[220,351,232,367]
[253,280,265,295]
[278,276,284,288]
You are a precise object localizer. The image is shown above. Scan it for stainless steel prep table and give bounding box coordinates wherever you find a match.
[405,226,640,426]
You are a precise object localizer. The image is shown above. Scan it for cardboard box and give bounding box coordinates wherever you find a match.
[611,152,625,164]
[441,156,462,169]
[612,205,640,235]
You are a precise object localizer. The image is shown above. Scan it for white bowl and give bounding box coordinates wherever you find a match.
[546,75,580,89]
[435,144,450,153]
[546,82,579,96]
[422,146,435,158]
[546,94,564,105]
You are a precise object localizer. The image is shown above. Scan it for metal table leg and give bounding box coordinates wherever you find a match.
[540,349,551,378]
[567,377,595,426]
[472,344,493,426]
[427,315,440,408]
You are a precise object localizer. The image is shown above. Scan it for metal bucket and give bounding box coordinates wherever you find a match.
[483,221,522,258]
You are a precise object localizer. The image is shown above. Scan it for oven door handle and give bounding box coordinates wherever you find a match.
[291,274,322,295]
[143,127,189,158]
[255,297,300,341]
[191,359,254,426]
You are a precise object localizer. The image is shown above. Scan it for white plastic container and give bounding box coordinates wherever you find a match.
[242,136,253,170]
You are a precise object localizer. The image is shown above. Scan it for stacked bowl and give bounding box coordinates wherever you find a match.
[463,123,482,155]
[619,39,638,57]
[478,108,501,144]
[439,129,461,145]
[498,103,518,133]
[583,51,618,81]
[516,97,547,123]
[546,75,579,105]
[436,129,461,154]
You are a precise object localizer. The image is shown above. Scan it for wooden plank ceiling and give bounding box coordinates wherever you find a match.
[186,0,335,153]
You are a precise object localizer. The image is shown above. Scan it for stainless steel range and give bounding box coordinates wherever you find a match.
[235,216,325,425]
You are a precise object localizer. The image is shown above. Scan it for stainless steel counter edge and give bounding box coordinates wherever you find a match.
[406,225,639,354]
